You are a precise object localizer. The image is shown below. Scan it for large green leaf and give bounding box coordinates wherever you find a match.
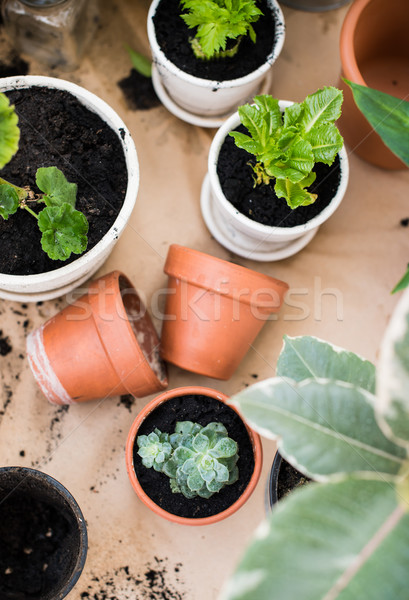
[0,183,19,220]
[305,123,343,165]
[0,92,19,170]
[221,478,409,600]
[345,80,409,167]
[392,265,409,294]
[300,87,343,134]
[274,178,317,209]
[277,335,376,393]
[36,166,77,208]
[377,288,409,446]
[232,378,406,478]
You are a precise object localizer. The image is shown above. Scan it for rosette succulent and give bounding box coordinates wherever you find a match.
[137,421,239,499]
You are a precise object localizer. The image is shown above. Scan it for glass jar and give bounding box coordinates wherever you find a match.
[2,0,99,70]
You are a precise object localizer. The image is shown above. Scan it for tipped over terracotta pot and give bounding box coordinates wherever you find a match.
[27,271,168,405]
[125,386,263,526]
[339,0,409,169]
[160,245,289,380]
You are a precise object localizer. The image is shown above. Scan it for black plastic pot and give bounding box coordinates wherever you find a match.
[268,451,311,508]
[0,467,88,600]
[280,0,350,11]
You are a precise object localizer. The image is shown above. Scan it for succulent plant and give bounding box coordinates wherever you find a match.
[136,428,173,472]
[137,421,239,499]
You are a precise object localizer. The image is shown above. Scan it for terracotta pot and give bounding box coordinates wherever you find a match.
[125,386,263,525]
[281,0,350,9]
[160,245,289,380]
[26,271,168,405]
[147,0,285,120]
[339,0,409,169]
[0,466,87,600]
[202,104,349,261]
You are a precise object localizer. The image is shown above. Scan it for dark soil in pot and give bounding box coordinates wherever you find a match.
[0,86,127,276]
[217,125,342,228]
[133,394,255,519]
[0,468,85,600]
[153,0,278,81]
[270,452,310,506]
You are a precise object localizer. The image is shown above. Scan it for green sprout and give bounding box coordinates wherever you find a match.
[125,45,152,78]
[137,421,239,499]
[230,87,344,209]
[180,0,263,60]
[0,92,88,261]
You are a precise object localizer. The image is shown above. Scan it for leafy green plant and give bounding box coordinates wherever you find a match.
[221,311,409,599]
[137,421,239,499]
[180,0,263,60]
[0,92,88,261]
[345,79,409,293]
[230,87,344,209]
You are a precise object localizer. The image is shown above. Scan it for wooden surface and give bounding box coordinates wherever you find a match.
[1,1,409,598]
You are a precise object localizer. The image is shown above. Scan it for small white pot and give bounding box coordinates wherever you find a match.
[201,103,349,261]
[147,0,285,118]
[0,76,139,302]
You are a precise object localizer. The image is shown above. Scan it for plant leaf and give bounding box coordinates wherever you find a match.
[305,123,343,165]
[221,478,409,600]
[0,92,19,170]
[274,178,317,209]
[0,183,19,220]
[277,335,376,393]
[299,86,343,133]
[377,288,409,446]
[36,167,77,208]
[231,378,406,478]
[37,203,88,261]
[125,45,152,78]
[345,79,409,167]
[392,265,409,294]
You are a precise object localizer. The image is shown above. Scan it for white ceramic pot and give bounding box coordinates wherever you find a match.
[201,102,349,261]
[0,76,139,302]
[147,0,285,119]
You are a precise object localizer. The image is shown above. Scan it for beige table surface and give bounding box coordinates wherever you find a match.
[1,1,409,598]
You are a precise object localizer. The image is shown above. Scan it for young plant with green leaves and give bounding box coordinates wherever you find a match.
[221,302,409,600]
[230,87,344,209]
[180,0,263,60]
[345,79,409,294]
[0,92,88,261]
[137,421,239,499]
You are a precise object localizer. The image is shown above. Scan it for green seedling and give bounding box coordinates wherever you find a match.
[230,87,344,209]
[0,92,88,261]
[180,0,263,60]
[137,421,239,499]
[125,45,152,78]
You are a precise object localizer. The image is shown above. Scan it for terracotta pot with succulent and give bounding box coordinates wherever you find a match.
[339,0,409,169]
[220,314,409,599]
[26,271,168,405]
[0,466,87,600]
[0,76,138,302]
[147,0,285,124]
[159,244,289,380]
[201,87,349,261]
[125,386,262,525]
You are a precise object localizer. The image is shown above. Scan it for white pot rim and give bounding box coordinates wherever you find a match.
[208,101,349,237]
[0,75,139,288]
[147,0,285,90]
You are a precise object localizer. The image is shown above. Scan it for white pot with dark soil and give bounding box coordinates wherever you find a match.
[0,466,87,600]
[201,90,349,261]
[147,0,285,122]
[0,76,139,302]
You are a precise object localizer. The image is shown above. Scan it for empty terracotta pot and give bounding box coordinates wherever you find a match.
[125,386,263,526]
[27,271,168,405]
[339,0,409,169]
[160,245,289,379]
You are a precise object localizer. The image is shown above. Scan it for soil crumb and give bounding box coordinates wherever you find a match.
[117,394,135,412]
[118,69,160,110]
[0,331,12,356]
[0,52,29,77]
[80,557,185,599]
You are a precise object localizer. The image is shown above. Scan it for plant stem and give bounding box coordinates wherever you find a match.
[23,205,39,220]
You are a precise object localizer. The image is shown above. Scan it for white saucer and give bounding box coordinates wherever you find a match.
[200,174,319,261]
[152,64,273,128]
